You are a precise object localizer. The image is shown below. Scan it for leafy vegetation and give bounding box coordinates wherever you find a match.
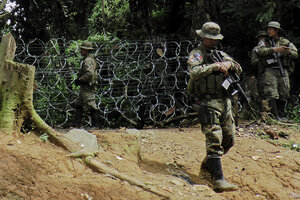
[40,133,49,142]
[286,95,300,122]
[257,128,300,152]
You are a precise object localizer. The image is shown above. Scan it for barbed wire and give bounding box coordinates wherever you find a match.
[14,37,200,128]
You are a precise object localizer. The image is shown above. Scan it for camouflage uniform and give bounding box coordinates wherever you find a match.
[256,22,298,101]
[250,30,268,103]
[187,22,241,192]
[74,41,99,126]
[187,37,242,157]
[251,30,268,73]
[75,53,98,109]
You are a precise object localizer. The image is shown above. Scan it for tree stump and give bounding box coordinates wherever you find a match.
[0,33,77,152]
[0,34,171,199]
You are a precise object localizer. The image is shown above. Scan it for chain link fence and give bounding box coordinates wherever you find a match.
[14,38,199,128]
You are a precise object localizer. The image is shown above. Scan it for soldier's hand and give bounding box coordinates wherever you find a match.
[282,46,291,54]
[218,61,231,76]
[273,46,287,53]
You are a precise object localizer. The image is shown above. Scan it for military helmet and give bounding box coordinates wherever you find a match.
[80,41,94,50]
[196,22,223,40]
[267,21,281,29]
[255,30,268,39]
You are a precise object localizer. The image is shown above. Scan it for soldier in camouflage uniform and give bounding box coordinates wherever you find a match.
[187,22,242,192]
[74,41,99,127]
[250,30,268,105]
[251,30,268,69]
[255,21,298,120]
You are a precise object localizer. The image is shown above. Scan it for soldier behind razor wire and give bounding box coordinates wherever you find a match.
[255,21,298,121]
[73,41,100,128]
[187,22,242,192]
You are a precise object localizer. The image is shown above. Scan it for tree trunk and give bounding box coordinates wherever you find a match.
[190,0,220,37]
[0,0,9,20]
[0,33,78,152]
[128,0,153,38]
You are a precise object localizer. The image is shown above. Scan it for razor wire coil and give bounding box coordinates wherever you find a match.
[14,38,199,127]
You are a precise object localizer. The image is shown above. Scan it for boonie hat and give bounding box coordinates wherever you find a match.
[80,41,94,50]
[255,30,268,39]
[196,22,223,40]
[267,21,281,29]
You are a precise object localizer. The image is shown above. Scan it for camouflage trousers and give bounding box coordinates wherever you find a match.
[197,98,236,157]
[74,84,97,110]
[259,68,290,101]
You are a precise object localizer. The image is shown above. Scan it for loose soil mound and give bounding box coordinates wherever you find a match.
[0,122,299,200]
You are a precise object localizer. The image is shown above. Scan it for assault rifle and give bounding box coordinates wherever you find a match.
[221,70,250,102]
[269,38,286,77]
[210,50,257,117]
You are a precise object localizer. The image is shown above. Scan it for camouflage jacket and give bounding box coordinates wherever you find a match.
[187,44,242,97]
[251,40,265,66]
[78,53,98,86]
[256,37,298,73]
[251,40,266,75]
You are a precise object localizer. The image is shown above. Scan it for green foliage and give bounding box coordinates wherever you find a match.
[64,32,120,70]
[289,105,300,122]
[286,94,300,122]
[4,0,300,46]
[88,32,120,44]
[9,0,97,40]
[282,142,300,152]
[255,1,276,23]
[40,133,49,142]
[220,0,277,24]
[65,40,82,70]
[89,0,130,37]
[257,130,300,152]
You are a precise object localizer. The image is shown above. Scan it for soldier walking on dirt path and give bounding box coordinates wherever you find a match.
[255,21,298,121]
[73,41,99,128]
[187,22,242,192]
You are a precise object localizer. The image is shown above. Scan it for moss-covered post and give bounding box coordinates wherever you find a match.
[0,33,78,152]
[0,0,9,20]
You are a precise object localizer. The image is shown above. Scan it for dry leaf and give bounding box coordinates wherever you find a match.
[264,129,278,139]
[156,48,164,57]
[163,107,175,116]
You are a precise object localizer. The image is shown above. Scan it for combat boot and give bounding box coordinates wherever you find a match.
[75,106,84,128]
[89,108,99,129]
[207,157,238,192]
[269,99,292,122]
[268,99,280,120]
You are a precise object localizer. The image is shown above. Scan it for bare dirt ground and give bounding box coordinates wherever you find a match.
[0,120,299,200]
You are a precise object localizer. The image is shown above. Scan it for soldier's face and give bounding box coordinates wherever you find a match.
[267,27,279,38]
[80,48,88,56]
[202,38,219,49]
[258,36,266,41]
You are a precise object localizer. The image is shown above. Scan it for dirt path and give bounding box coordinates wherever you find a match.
[0,122,299,200]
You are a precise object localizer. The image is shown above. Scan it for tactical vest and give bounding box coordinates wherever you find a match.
[187,46,226,98]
